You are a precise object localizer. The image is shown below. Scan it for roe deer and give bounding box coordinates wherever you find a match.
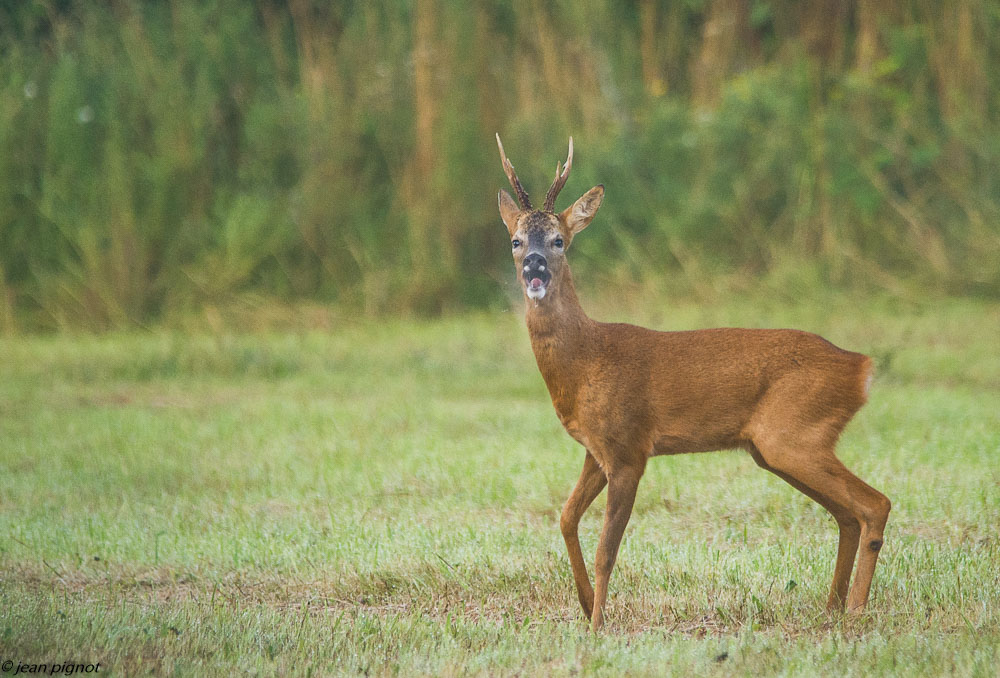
[495,134,891,632]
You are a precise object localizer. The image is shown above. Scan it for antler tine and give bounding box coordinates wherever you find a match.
[542,136,573,212]
[496,133,532,210]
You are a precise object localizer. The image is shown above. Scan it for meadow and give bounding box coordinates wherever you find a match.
[1,294,998,676]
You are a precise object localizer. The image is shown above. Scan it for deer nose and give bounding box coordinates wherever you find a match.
[523,252,547,273]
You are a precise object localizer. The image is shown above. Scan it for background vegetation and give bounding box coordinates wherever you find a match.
[2,1,999,330]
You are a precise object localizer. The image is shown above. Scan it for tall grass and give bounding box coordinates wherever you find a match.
[2,1,1000,329]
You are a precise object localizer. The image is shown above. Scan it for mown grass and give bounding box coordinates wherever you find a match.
[1,296,999,676]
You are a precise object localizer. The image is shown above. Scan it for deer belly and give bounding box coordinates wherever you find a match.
[653,428,744,456]
[653,435,710,455]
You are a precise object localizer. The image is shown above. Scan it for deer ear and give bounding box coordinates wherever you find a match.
[498,189,521,235]
[560,185,604,235]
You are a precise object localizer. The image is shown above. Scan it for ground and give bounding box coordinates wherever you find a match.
[1,296,998,676]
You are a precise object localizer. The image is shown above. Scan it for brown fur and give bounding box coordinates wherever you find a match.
[497,137,891,632]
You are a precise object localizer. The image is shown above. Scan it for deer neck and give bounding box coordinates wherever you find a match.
[524,265,594,417]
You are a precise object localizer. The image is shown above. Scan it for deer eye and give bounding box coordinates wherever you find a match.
[511,239,522,249]
[553,237,564,249]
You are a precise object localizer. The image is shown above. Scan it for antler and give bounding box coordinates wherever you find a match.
[496,133,532,210]
[542,137,573,212]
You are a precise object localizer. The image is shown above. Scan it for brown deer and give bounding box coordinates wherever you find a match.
[495,134,891,632]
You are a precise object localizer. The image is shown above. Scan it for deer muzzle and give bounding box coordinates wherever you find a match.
[522,252,551,300]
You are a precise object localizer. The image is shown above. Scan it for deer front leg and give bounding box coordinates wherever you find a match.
[591,463,644,632]
[560,451,607,619]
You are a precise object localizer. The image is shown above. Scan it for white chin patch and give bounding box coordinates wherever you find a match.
[526,286,547,300]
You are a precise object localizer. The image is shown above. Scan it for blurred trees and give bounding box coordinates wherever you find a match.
[1,0,999,330]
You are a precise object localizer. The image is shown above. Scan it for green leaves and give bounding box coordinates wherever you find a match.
[2,1,1000,329]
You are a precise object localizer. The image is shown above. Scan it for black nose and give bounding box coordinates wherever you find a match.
[522,252,551,286]
[523,253,547,272]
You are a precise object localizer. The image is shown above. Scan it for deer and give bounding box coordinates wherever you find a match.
[494,134,891,632]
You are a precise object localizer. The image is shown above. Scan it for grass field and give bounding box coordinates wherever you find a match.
[1,295,999,676]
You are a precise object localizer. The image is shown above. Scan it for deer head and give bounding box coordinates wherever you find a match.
[496,134,604,301]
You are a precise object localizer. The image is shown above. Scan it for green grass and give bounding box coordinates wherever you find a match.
[1,296,999,676]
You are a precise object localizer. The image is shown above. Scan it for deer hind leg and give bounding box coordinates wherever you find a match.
[590,461,644,632]
[560,451,608,620]
[747,444,860,611]
[750,439,891,614]
[843,473,891,614]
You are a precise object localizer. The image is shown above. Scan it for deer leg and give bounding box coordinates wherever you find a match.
[591,463,644,632]
[844,476,891,614]
[778,470,861,612]
[560,451,607,619]
[753,442,890,615]
[747,445,860,611]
